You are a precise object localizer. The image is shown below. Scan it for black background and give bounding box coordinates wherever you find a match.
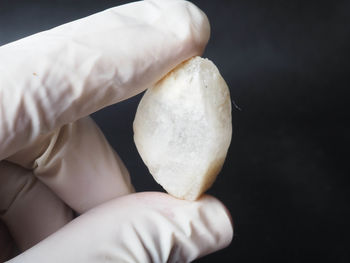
[1,0,349,262]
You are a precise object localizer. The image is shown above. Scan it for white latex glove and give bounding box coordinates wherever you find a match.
[0,0,233,262]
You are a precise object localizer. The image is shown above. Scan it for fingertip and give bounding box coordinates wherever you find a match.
[150,0,211,56]
[183,0,211,55]
[127,192,234,251]
[196,195,234,249]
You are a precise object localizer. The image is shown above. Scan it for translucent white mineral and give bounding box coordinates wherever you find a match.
[133,56,232,200]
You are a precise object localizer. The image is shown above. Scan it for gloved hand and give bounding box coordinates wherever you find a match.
[0,0,233,262]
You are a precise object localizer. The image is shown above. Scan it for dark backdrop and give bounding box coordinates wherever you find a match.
[1,0,349,262]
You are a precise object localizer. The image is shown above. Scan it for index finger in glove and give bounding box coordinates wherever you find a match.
[0,0,210,160]
[8,192,233,263]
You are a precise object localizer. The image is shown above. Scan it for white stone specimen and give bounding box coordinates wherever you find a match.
[133,56,232,200]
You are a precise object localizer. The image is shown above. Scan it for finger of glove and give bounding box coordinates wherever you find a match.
[0,220,17,262]
[0,0,210,160]
[0,161,74,251]
[7,192,233,263]
[7,117,134,213]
